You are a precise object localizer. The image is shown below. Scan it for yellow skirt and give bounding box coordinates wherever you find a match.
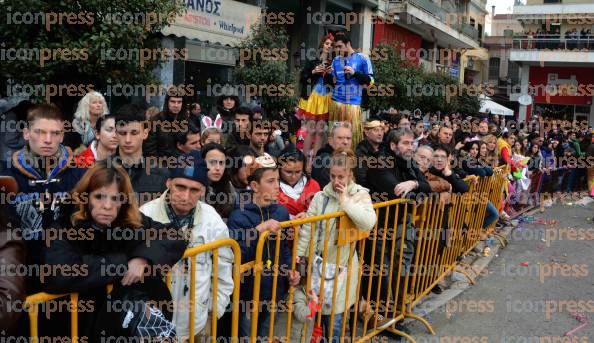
[328,101,363,149]
[297,92,331,120]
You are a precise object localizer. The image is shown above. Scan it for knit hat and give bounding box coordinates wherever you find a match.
[169,151,209,187]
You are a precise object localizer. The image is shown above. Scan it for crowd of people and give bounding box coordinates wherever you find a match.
[1,30,594,343]
[520,27,594,50]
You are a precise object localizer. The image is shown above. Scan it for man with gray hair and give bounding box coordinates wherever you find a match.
[311,121,352,188]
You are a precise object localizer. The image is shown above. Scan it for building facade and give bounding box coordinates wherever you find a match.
[483,10,524,116]
[509,0,594,124]
[376,0,489,85]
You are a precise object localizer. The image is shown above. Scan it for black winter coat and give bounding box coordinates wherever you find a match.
[144,111,189,158]
[354,139,384,188]
[118,156,169,206]
[42,211,186,343]
[311,144,333,189]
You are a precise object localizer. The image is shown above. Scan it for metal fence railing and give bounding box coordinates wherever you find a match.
[25,167,509,343]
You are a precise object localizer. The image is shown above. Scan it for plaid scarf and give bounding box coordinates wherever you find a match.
[165,199,197,297]
[165,201,195,234]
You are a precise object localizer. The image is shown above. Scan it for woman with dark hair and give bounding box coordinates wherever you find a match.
[214,93,240,121]
[42,161,186,342]
[527,143,543,173]
[461,140,494,177]
[298,33,335,169]
[227,145,258,193]
[277,148,320,219]
[202,143,236,220]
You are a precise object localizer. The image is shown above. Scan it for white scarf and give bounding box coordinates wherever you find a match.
[280,176,307,201]
[90,140,98,159]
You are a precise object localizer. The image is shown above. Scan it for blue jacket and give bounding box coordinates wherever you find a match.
[227,195,291,302]
[1,145,85,276]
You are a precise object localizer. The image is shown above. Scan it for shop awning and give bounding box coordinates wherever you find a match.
[479,95,514,116]
[162,0,262,46]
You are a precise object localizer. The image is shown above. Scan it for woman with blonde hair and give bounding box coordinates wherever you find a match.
[42,161,185,342]
[296,148,376,342]
[481,134,499,168]
[72,91,109,146]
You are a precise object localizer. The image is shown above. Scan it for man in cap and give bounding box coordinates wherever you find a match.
[355,118,385,188]
[140,150,233,342]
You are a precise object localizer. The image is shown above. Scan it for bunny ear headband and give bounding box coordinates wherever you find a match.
[202,114,223,133]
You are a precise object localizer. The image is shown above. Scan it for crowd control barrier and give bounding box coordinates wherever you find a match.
[24,171,509,343]
[25,239,243,343]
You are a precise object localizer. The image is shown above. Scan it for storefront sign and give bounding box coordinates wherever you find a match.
[163,0,262,46]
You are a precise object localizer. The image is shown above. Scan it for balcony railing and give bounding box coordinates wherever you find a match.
[408,0,447,21]
[459,23,479,40]
[404,0,480,41]
[512,36,594,51]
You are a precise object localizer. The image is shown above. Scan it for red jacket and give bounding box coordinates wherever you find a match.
[277,178,320,216]
[74,143,95,168]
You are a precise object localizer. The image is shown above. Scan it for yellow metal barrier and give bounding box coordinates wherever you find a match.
[25,292,78,343]
[25,239,243,343]
[24,173,509,343]
[175,239,242,343]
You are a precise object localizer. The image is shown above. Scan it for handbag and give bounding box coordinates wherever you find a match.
[111,285,177,340]
[309,195,347,307]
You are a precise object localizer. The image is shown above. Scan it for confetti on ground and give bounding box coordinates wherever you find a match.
[565,312,588,336]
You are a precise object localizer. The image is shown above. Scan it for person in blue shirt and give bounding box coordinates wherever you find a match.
[227,153,301,339]
[329,31,374,147]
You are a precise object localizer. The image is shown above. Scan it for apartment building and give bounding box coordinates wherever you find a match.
[376,0,489,84]
[509,0,594,124]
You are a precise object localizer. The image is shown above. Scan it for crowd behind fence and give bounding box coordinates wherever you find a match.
[24,166,508,343]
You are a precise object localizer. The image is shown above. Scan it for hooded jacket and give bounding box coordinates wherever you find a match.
[42,209,186,342]
[144,96,189,158]
[227,195,291,302]
[296,182,376,314]
[1,145,84,280]
[139,191,234,337]
[212,95,240,122]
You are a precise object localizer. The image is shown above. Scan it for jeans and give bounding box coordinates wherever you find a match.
[321,312,345,343]
[482,201,499,229]
[565,168,578,193]
[238,307,270,340]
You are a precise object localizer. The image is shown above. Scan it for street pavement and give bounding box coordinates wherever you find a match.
[405,202,594,342]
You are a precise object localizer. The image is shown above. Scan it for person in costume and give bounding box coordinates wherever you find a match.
[329,31,374,147]
[297,33,335,170]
